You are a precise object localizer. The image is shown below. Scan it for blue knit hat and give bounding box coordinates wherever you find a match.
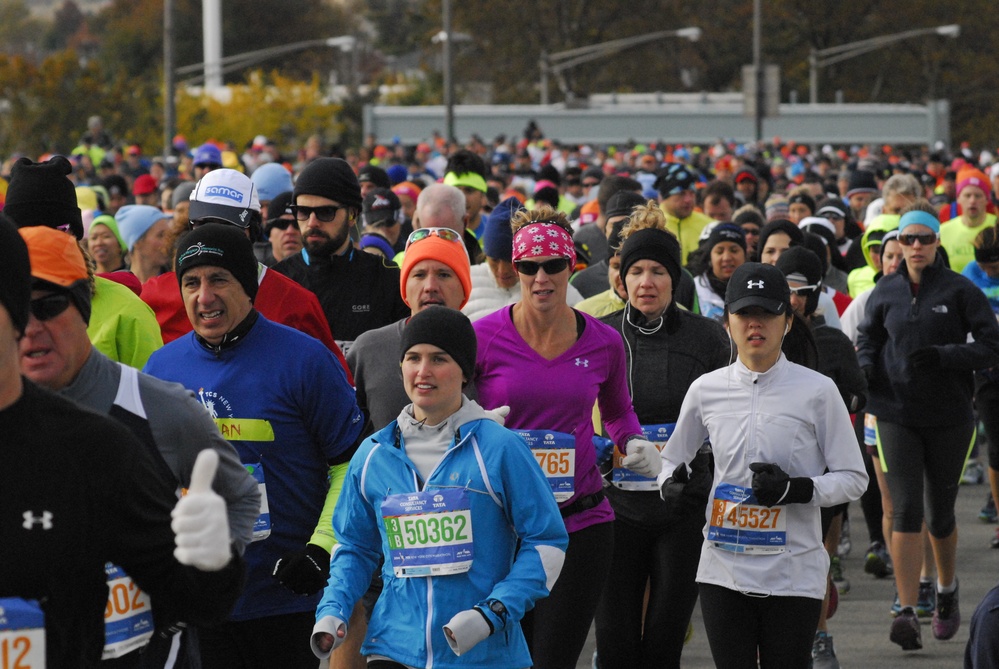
[250,163,293,202]
[483,196,524,261]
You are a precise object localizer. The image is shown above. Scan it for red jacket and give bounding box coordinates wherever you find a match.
[141,267,352,384]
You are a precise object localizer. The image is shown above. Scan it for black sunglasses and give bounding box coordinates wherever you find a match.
[514,258,571,275]
[291,204,341,222]
[898,233,938,246]
[266,217,297,232]
[30,293,72,322]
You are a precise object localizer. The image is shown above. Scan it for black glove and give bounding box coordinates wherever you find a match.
[908,346,941,370]
[273,543,330,595]
[861,365,877,387]
[681,451,714,506]
[749,462,814,507]
[660,462,689,515]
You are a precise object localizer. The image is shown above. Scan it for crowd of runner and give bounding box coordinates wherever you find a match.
[3,118,999,669]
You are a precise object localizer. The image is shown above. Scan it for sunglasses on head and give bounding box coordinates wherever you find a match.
[898,232,938,246]
[788,284,820,295]
[514,258,571,275]
[291,204,342,222]
[30,292,72,322]
[405,227,468,256]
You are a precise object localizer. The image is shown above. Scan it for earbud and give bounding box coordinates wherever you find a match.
[784,324,791,335]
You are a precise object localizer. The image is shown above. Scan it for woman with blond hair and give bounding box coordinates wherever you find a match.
[593,201,729,668]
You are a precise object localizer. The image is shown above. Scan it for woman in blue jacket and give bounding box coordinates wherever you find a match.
[311,306,568,669]
[857,203,999,651]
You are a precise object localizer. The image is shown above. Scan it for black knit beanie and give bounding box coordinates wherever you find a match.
[0,213,31,336]
[619,228,683,291]
[5,156,84,240]
[400,306,477,382]
[704,222,747,255]
[175,225,259,302]
[294,157,362,212]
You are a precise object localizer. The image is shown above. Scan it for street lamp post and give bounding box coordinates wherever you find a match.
[539,27,701,105]
[809,24,960,104]
[176,36,357,85]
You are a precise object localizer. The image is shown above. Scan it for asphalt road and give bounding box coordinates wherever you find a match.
[577,472,999,668]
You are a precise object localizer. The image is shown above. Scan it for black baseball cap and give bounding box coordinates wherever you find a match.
[362,188,401,227]
[725,262,789,315]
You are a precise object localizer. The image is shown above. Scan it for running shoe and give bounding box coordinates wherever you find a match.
[932,581,960,640]
[837,516,851,558]
[992,528,999,549]
[916,580,936,618]
[980,493,998,523]
[864,541,892,579]
[811,630,840,669]
[962,461,985,485]
[831,556,850,594]
[890,607,922,650]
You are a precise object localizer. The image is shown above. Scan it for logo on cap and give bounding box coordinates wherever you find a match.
[205,185,244,202]
[178,242,224,264]
[372,195,391,209]
[747,279,764,289]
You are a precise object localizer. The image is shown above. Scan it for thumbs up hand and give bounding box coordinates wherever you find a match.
[172,449,231,571]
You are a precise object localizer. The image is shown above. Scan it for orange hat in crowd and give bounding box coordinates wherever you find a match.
[399,232,472,309]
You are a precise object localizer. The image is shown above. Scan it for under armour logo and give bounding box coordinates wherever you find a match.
[747,280,765,289]
[575,358,589,367]
[22,511,53,530]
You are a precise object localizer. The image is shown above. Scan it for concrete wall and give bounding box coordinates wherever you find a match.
[363,99,950,146]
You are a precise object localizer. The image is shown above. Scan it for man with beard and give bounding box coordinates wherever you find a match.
[272,158,409,352]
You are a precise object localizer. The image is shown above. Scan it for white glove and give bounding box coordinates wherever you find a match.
[621,438,662,479]
[484,405,510,426]
[310,615,347,659]
[443,608,491,656]
[171,449,231,571]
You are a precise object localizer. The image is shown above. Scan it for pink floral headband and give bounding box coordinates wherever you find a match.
[512,222,576,267]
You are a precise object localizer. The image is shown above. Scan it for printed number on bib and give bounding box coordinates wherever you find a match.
[514,430,575,502]
[612,424,674,491]
[707,483,786,554]
[0,598,45,669]
[382,488,474,578]
[102,563,154,659]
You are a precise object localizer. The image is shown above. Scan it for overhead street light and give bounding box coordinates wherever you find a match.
[809,24,960,104]
[176,36,357,84]
[539,27,701,105]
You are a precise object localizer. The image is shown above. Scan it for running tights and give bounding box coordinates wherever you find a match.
[878,419,974,536]
[523,521,614,669]
[698,583,821,669]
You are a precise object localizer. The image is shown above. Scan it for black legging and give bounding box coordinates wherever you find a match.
[699,583,822,669]
[855,410,885,545]
[979,379,999,472]
[878,419,975,536]
[198,611,316,669]
[594,511,703,669]
[523,520,614,669]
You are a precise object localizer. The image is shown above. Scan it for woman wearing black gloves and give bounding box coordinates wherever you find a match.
[655,262,868,669]
[593,202,729,669]
[857,203,999,651]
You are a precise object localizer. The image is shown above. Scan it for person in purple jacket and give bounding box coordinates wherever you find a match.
[473,205,652,669]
